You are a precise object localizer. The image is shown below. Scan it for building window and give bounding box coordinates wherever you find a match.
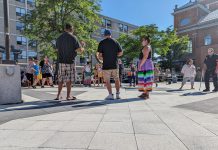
[204,35,212,45]
[124,25,128,33]
[119,24,124,32]
[102,19,112,28]
[16,0,25,3]
[16,7,26,16]
[106,19,112,28]
[180,18,190,26]
[29,40,37,47]
[17,36,27,45]
[16,21,25,31]
[101,28,105,35]
[27,0,35,6]
[187,40,193,53]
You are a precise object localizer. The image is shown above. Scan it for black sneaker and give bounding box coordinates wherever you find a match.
[212,89,218,92]
[41,86,44,88]
[203,89,210,92]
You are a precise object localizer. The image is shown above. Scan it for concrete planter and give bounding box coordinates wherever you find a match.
[0,64,22,105]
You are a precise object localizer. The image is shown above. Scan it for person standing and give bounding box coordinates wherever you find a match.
[118,59,124,87]
[25,58,34,87]
[179,59,196,90]
[83,62,92,87]
[32,59,40,89]
[138,36,154,100]
[202,48,218,92]
[55,23,84,100]
[40,57,54,88]
[129,63,136,87]
[97,29,123,100]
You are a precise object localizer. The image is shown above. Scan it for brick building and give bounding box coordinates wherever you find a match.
[173,0,218,68]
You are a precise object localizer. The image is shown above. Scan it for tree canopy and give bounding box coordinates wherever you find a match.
[117,25,189,68]
[21,0,101,60]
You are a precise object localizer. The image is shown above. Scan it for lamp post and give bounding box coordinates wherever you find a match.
[3,0,10,61]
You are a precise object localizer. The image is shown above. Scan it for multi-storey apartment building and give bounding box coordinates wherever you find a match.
[0,0,138,64]
[173,0,218,68]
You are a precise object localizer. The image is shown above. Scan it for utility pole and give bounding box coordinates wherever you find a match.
[3,0,10,61]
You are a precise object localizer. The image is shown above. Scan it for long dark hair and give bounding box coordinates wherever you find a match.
[141,36,151,44]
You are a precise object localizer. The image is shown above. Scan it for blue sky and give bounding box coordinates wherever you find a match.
[100,0,188,30]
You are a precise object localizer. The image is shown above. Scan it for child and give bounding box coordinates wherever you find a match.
[32,59,40,89]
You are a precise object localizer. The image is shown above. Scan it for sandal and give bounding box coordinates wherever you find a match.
[66,96,77,101]
[54,96,63,101]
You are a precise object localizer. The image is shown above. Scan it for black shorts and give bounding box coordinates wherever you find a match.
[42,73,52,78]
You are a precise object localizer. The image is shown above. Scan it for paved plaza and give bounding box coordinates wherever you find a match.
[0,83,218,150]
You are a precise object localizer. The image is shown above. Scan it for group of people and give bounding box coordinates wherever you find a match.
[82,63,104,87]
[24,23,218,101]
[179,48,218,92]
[23,57,54,88]
[54,23,154,100]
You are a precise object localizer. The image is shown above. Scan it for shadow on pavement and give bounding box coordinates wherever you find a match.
[181,92,208,96]
[0,97,144,125]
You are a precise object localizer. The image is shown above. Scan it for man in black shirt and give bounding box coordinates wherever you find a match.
[203,48,218,92]
[98,30,123,100]
[55,23,84,100]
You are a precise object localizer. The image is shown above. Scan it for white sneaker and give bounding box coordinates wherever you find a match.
[105,94,114,100]
[116,93,121,99]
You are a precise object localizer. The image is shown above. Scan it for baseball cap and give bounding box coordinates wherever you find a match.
[104,29,112,36]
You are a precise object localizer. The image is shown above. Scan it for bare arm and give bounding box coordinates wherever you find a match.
[139,47,149,69]
[76,47,85,54]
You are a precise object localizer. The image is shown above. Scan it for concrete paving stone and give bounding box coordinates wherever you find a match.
[0,130,55,147]
[76,107,107,114]
[107,104,129,110]
[179,136,218,150]
[25,120,68,131]
[136,134,188,150]
[201,123,218,135]
[41,131,95,149]
[166,121,215,137]
[133,122,174,135]
[106,109,130,114]
[97,121,134,134]
[129,105,151,112]
[88,132,137,150]
[0,147,81,150]
[0,130,15,140]
[23,111,78,121]
[102,114,131,122]
[131,112,162,123]
[73,114,103,122]
[0,119,36,130]
[60,121,100,132]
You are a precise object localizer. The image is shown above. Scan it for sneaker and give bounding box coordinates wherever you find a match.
[41,86,44,88]
[116,93,121,99]
[203,89,210,92]
[105,94,114,100]
[212,89,218,92]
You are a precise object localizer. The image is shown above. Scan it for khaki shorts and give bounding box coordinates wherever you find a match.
[58,63,75,83]
[103,69,119,82]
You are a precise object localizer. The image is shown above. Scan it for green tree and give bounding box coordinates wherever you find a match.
[21,0,101,60]
[118,25,189,68]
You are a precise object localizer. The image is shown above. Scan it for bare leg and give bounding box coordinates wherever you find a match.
[49,77,53,85]
[115,79,120,93]
[42,78,46,86]
[66,81,72,99]
[105,80,112,94]
[56,82,63,99]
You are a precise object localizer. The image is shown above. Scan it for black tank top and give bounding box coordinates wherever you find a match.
[139,46,152,60]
